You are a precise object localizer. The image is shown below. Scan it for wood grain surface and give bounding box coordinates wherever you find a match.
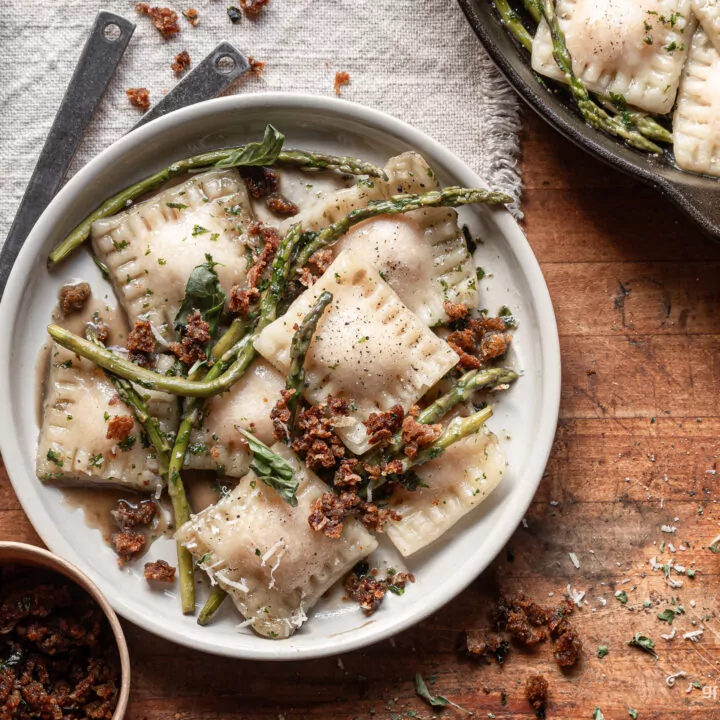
[3,111,720,720]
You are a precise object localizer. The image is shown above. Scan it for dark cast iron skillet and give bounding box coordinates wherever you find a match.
[458,0,720,240]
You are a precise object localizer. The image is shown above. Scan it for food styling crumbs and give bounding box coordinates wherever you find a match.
[248,56,265,75]
[170,50,191,74]
[135,3,181,36]
[125,87,150,111]
[0,566,121,719]
[333,71,351,95]
[181,7,198,25]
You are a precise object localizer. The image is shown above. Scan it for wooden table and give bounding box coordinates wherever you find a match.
[2,111,720,720]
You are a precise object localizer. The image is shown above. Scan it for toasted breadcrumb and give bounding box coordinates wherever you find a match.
[126,87,150,111]
[106,415,134,442]
[59,282,91,316]
[112,499,157,529]
[171,50,191,73]
[334,71,351,95]
[182,7,198,25]
[111,530,146,564]
[364,405,404,445]
[135,4,181,36]
[526,674,549,718]
[169,309,210,365]
[248,55,265,75]
[266,193,299,217]
[144,560,176,583]
[126,320,155,366]
[240,0,270,17]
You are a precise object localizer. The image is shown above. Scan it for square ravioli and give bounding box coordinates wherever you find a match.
[673,25,720,175]
[386,429,507,557]
[692,0,720,52]
[531,0,695,114]
[184,358,285,477]
[91,168,252,337]
[284,152,479,325]
[254,249,459,455]
[175,445,378,638]
[37,344,178,491]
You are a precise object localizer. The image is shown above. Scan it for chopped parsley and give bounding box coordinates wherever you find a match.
[597,645,609,658]
[627,632,657,659]
[46,449,63,467]
[117,435,137,452]
[615,590,628,604]
[166,202,188,210]
[88,453,104,468]
[192,224,209,236]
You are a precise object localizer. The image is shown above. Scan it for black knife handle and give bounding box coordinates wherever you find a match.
[133,42,249,130]
[0,11,135,298]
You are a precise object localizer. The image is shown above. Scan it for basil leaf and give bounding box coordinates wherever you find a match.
[414,673,449,708]
[174,254,226,340]
[627,632,657,658]
[593,709,606,720]
[237,427,298,507]
[215,124,285,169]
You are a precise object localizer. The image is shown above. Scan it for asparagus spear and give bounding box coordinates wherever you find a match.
[48,186,512,395]
[492,0,533,51]
[197,586,228,626]
[368,367,518,462]
[279,290,334,442]
[538,0,663,154]
[523,0,542,23]
[47,151,386,267]
[496,0,673,148]
[294,186,512,270]
[86,329,172,470]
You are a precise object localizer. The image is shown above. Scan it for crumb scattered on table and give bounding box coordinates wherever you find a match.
[240,0,270,17]
[171,50,191,74]
[135,3,181,36]
[182,7,199,25]
[334,71,351,95]
[248,56,265,75]
[144,559,177,583]
[126,87,151,111]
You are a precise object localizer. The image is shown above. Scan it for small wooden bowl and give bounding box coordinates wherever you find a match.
[0,541,130,719]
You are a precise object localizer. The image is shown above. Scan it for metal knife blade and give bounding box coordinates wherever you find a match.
[0,11,135,298]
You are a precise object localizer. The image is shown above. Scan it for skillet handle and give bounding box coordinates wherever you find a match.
[655,175,720,242]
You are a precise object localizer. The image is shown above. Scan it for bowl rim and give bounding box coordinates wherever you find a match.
[0,91,561,659]
[0,541,130,719]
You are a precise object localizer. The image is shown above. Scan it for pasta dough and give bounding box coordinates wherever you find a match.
[692,0,720,51]
[254,249,459,455]
[673,25,720,175]
[37,344,178,491]
[386,429,506,557]
[184,359,285,477]
[91,169,252,338]
[531,0,695,114]
[176,445,378,638]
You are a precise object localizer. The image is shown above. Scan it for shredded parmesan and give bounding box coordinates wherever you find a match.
[661,628,677,641]
[666,671,687,687]
[683,630,704,642]
[661,525,677,533]
[216,571,249,594]
[569,552,580,569]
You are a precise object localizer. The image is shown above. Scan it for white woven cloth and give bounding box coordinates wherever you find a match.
[0,0,522,245]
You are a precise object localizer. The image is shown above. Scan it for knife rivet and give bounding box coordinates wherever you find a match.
[103,23,122,42]
[216,55,237,74]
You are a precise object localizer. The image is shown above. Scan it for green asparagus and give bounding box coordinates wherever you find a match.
[369,367,518,461]
[522,0,542,23]
[538,0,663,154]
[197,586,228,626]
[280,290,334,442]
[47,142,387,266]
[492,0,533,51]
[294,186,512,270]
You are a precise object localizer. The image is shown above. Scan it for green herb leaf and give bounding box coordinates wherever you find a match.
[192,224,209,236]
[117,434,137,452]
[174,255,226,340]
[0,647,23,671]
[237,427,298,506]
[657,607,682,624]
[597,645,609,658]
[627,632,657,659]
[46,449,63,467]
[628,710,638,719]
[215,124,285,169]
[593,709,606,720]
[415,673,449,708]
[166,202,188,210]
[616,590,628,604]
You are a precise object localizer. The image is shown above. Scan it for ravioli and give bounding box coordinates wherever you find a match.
[91,168,252,338]
[254,249,459,455]
[184,358,285,477]
[673,25,720,175]
[37,344,179,491]
[386,429,507,557]
[175,445,377,638]
[692,0,720,51]
[531,0,695,114]
[280,152,438,234]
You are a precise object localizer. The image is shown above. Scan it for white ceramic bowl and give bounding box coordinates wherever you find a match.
[0,93,560,660]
